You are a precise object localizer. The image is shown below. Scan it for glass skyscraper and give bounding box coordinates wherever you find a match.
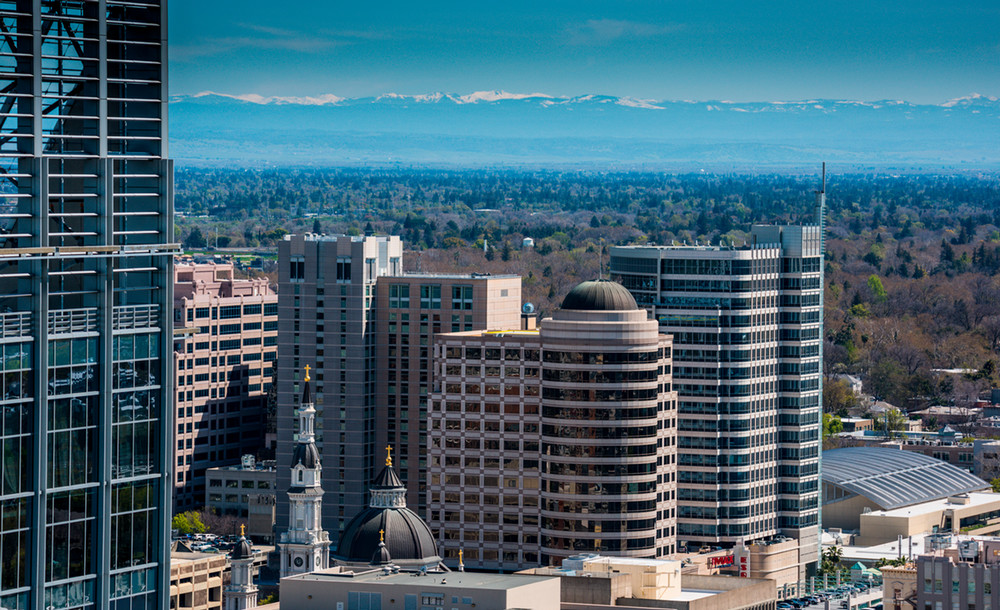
[0,2,173,610]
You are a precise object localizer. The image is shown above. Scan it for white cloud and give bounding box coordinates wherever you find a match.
[564,19,683,46]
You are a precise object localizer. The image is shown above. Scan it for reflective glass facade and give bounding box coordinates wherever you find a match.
[0,2,172,609]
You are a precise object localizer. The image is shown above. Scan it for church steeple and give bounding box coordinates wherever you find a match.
[280,366,331,577]
[225,524,257,610]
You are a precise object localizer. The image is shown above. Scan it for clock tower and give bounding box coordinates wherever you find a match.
[280,366,331,577]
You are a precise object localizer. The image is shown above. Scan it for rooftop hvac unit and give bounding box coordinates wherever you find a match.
[959,540,979,560]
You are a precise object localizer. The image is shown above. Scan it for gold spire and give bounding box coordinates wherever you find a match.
[303,364,311,382]
[240,523,245,537]
[379,528,385,543]
[385,445,393,467]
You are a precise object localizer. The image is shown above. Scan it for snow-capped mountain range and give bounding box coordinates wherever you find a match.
[169,91,1000,167]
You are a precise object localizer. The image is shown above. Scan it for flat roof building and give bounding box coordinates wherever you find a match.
[174,260,278,510]
[205,458,277,544]
[609,219,824,581]
[279,568,561,610]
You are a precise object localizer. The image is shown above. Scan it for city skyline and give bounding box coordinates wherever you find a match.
[169,0,1000,104]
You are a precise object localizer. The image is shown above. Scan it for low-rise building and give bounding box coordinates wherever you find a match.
[206,457,277,543]
[822,447,993,544]
[881,563,918,610]
[170,541,227,610]
[840,417,873,433]
[520,554,777,610]
[279,568,561,610]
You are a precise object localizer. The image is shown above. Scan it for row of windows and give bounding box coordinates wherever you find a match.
[190,303,277,320]
[444,346,541,362]
[543,350,663,365]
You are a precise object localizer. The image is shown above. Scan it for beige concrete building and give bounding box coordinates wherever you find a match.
[169,541,226,610]
[279,568,561,610]
[428,329,543,570]
[521,554,777,610]
[174,259,278,510]
[733,538,800,590]
[428,280,677,570]
[375,273,522,510]
[881,563,917,610]
[853,492,1000,546]
[205,458,277,543]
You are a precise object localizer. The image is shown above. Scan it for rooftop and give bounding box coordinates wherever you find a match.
[389,272,519,280]
[869,491,1000,518]
[289,567,555,590]
[823,446,989,510]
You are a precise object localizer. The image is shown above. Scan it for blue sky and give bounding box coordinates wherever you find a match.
[169,0,1000,103]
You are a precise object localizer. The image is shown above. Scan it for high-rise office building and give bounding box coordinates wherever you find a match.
[610,214,823,579]
[428,280,677,570]
[277,234,402,550]
[0,2,173,609]
[276,234,522,546]
[173,260,277,510]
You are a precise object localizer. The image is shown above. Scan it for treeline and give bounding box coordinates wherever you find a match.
[176,168,1000,412]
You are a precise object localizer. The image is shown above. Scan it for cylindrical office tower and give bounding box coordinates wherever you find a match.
[540,280,676,565]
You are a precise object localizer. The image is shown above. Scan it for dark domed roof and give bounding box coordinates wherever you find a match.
[231,536,253,560]
[560,279,638,311]
[371,541,392,565]
[292,442,320,469]
[335,505,440,567]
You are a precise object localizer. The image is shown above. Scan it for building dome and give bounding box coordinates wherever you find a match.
[560,279,638,311]
[335,458,441,568]
[231,536,253,560]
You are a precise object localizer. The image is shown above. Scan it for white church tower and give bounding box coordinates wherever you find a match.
[225,526,257,610]
[280,366,331,577]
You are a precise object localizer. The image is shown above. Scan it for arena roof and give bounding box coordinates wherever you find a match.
[822,446,990,510]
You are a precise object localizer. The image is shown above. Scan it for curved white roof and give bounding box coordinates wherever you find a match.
[823,446,989,510]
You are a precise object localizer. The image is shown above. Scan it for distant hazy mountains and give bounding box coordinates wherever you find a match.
[169,91,1000,169]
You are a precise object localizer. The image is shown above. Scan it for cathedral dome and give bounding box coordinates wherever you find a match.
[560,279,638,311]
[335,461,440,568]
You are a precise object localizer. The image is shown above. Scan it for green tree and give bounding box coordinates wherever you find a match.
[867,274,887,302]
[823,413,844,438]
[824,378,859,415]
[172,511,207,535]
[875,407,908,439]
[819,546,844,575]
[184,227,206,249]
[991,478,1000,494]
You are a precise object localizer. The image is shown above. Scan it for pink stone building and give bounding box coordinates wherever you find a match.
[173,260,278,510]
